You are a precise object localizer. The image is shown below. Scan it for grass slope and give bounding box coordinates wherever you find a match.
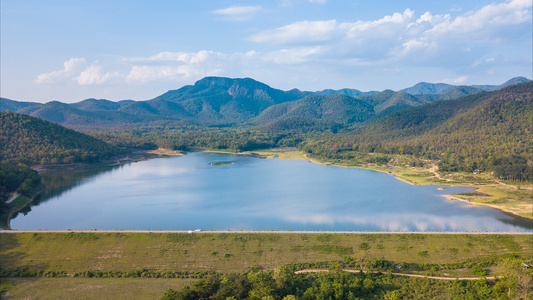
[1,232,531,274]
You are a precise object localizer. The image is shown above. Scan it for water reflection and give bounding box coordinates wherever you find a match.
[11,152,533,231]
[13,165,119,218]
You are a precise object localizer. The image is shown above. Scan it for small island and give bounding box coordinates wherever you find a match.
[210,161,235,166]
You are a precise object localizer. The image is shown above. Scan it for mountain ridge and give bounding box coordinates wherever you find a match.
[0,76,529,130]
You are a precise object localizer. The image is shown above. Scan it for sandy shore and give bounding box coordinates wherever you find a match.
[443,194,533,220]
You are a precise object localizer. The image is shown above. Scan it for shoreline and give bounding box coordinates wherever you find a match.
[202,149,532,220]
[4,185,46,230]
[19,148,532,225]
[442,194,533,221]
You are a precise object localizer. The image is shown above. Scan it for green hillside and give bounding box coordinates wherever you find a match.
[4,76,524,130]
[253,94,374,131]
[400,82,455,95]
[0,111,123,165]
[0,98,40,111]
[153,77,307,125]
[303,82,533,180]
[69,98,134,111]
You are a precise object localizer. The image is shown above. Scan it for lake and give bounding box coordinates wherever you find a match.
[11,152,532,231]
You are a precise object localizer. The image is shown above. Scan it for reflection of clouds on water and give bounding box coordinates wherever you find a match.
[11,153,533,231]
[282,213,527,232]
[128,163,197,177]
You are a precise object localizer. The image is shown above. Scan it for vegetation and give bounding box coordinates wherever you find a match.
[0,110,124,165]
[299,82,533,181]
[1,232,531,299]
[1,278,196,300]
[3,76,528,130]
[0,162,43,228]
[2,232,531,274]
[160,264,532,300]
[1,77,531,298]
[2,78,531,183]
[253,94,375,131]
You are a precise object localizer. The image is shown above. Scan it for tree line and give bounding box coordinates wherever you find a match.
[160,259,532,300]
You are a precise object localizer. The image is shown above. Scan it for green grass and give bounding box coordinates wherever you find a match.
[1,232,532,299]
[1,232,531,274]
[1,277,195,300]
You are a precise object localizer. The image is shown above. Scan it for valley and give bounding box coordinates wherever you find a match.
[1,76,532,299]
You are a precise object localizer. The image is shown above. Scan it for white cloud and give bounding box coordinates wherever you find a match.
[143,50,213,64]
[262,47,323,64]
[250,20,342,44]
[441,76,469,84]
[75,65,120,85]
[250,9,415,45]
[126,50,226,82]
[36,58,86,83]
[251,0,531,69]
[211,6,262,21]
[427,0,532,38]
[30,0,532,96]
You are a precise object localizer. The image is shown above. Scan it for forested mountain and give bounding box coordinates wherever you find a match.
[0,98,40,111]
[150,77,307,125]
[314,88,378,97]
[399,76,530,95]
[15,100,165,129]
[472,76,531,91]
[302,82,533,180]
[253,94,375,131]
[69,98,135,111]
[400,82,455,95]
[0,111,123,165]
[1,76,527,130]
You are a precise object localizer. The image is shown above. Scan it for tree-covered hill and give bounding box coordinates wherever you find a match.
[0,111,123,165]
[253,94,375,131]
[0,98,41,111]
[400,82,455,95]
[304,82,533,180]
[472,76,531,92]
[356,90,429,116]
[2,76,527,130]
[314,88,378,97]
[69,98,134,111]
[400,76,530,94]
[152,77,308,125]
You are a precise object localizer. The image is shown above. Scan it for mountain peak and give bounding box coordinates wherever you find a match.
[500,76,531,88]
[400,82,454,95]
[194,76,264,88]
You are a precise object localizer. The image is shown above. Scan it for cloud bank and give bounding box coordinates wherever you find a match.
[35,0,531,93]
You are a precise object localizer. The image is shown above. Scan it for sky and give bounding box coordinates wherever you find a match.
[1,0,532,103]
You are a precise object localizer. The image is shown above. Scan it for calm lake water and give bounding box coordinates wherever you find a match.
[11,152,532,231]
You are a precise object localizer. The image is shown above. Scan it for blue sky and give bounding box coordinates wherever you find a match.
[1,0,532,103]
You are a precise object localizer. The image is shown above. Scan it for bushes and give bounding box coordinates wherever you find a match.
[0,268,216,279]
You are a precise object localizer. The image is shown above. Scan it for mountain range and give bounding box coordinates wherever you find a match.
[0,76,530,131]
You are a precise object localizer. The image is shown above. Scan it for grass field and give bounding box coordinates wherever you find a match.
[1,232,532,299]
[2,232,531,274]
[1,277,195,300]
